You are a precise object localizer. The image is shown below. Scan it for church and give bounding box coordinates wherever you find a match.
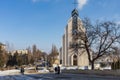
[59,9,89,67]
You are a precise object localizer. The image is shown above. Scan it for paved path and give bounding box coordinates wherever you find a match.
[26,73,120,80]
[1,73,120,80]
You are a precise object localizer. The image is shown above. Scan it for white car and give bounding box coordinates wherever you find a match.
[37,67,49,73]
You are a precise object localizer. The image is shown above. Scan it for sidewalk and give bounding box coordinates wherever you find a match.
[26,73,120,80]
[62,69,120,76]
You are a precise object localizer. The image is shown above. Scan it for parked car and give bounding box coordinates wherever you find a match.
[37,67,49,73]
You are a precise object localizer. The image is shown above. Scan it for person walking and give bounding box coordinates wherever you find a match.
[20,66,25,75]
[54,66,57,74]
[57,65,60,74]
[36,66,38,72]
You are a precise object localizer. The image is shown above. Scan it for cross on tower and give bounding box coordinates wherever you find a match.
[73,0,78,9]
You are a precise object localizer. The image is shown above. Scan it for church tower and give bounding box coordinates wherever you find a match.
[60,8,89,67]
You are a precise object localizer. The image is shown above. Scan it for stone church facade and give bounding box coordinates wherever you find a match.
[60,9,89,67]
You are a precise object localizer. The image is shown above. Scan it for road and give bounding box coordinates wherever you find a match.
[1,73,120,80]
[26,73,120,80]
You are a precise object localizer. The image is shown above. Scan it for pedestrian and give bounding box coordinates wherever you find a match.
[54,66,57,74]
[57,65,60,74]
[20,66,24,75]
[36,66,38,72]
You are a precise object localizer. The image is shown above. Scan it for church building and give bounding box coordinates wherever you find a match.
[60,9,89,67]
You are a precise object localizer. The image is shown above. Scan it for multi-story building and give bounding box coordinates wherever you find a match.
[11,49,28,55]
[0,42,6,51]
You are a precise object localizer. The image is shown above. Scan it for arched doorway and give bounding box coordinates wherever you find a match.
[73,55,77,66]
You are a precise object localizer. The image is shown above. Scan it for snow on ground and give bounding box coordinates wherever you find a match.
[0,69,20,76]
[0,69,18,80]
[0,69,37,80]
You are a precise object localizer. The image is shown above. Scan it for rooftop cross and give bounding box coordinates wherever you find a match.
[73,0,78,9]
[71,0,79,17]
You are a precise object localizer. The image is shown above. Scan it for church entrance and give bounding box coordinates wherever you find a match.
[73,55,77,66]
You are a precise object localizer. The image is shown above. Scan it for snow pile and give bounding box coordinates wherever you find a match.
[0,69,41,80]
[0,69,20,76]
[25,67,35,70]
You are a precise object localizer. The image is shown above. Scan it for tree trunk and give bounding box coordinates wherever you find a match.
[91,61,95,70]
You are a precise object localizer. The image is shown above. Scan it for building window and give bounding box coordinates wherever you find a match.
[60,60,62,64]
[73,55,77,65]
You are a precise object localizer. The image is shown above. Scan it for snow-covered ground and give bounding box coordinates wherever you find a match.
[0,68,50,80]
[0,69,38,80]
[0,69,120,80]
[0,69,20,76]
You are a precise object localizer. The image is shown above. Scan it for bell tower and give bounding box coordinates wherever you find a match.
[60,0,89,67]
[71,8,79,17]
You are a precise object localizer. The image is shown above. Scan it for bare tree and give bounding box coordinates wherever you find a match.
[48,45,59,66]
[0,43,8,67]
[79,18,120,69]
[32,44,38,61]
[111,47,120,61]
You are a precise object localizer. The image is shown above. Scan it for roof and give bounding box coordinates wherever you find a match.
[0,42,5,46]
[71,8,79,17]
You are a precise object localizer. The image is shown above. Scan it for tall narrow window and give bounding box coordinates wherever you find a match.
[73,55,77,65]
